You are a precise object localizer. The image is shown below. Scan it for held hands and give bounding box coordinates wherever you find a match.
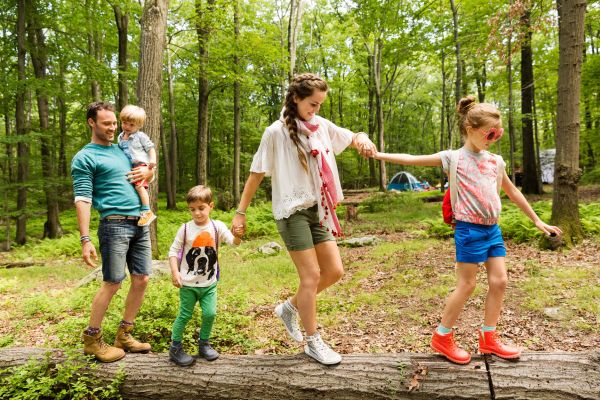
[232,213,246,238]
[354,132,377,158]
[535,220,563,238]
[232,224,245,238]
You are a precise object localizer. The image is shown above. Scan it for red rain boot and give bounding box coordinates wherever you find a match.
[431,330,471,364]
[478,329,521,359]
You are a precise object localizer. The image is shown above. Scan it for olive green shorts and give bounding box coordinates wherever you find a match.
[275,205,335,251]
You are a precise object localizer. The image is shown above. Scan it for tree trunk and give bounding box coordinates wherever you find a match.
[374,39,386,191]
[195,0,214,186]
[450,0,461,105]
[113,3,129,111]
[367,52,376,187]
[1,348,599,399]
[475,61,486,103]
[233,0,241,205]
[27,0,63,239]
[440,46,446,191]
[507,26,516,183]
[57,60,68,179]
[15,0,29,245]
[86,0,102,102]
[2,19,13,250]
[288,0,303,80]
[520,9,542,194]
[532,84,543,189]
[165,44,177,210]
[549,0,586,247]
[137,0,168,257]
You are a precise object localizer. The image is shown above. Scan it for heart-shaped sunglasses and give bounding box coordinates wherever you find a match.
[480,127,504,142]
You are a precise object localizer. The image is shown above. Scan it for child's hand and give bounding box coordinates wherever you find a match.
[354,132,377,158]
[171,272,182,288]
[535,220,562,237]
[233,225,244,238]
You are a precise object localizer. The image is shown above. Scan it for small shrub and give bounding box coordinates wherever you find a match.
[360,192,423,213]
[581,168,600,184]
[0,350,125,400]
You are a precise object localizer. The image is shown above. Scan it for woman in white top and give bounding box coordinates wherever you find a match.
[232,73,376,365]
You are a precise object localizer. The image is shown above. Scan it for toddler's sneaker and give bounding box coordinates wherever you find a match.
[478,329,521,359]
[431,330,471,364]
[304,332,341,365]
[138,210,157,226]
[274,300,303,342]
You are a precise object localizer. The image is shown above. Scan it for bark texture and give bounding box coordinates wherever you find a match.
[0,348,598,400]
[137,0,169,256]
[520,9,542,194]
[551,0,586,246]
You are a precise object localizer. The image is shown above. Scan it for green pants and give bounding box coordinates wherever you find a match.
[171,283,217,341]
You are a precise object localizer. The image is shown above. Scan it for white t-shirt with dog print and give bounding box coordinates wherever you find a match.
[168,220,237,287]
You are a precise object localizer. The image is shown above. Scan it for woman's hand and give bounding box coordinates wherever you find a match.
[232,214,247,237]
[353,132,377,157]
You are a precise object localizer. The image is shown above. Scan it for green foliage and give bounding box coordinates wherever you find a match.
[419,192,600,243]
[0,351,125,400]
[425,219,454,239]
[581,168,600,185]
[360,192,424,213]
[520,263,599,331]
[499,201,600,243]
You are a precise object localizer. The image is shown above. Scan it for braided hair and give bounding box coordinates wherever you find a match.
[283,73,328,172]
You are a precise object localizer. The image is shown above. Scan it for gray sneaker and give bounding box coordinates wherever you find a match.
[274,300,303,342]
[304,332,342,365]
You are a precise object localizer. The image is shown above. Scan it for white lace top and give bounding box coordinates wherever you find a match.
[250,116,354,220]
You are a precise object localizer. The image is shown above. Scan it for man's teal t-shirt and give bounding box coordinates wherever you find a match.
[71,143,141,219]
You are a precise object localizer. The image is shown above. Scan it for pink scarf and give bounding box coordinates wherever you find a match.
[297,119,343,237]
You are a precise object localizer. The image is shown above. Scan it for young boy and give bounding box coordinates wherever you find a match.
[118,105,157,226]
[167,185,243,366]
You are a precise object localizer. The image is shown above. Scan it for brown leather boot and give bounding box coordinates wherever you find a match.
[114,324,151,353]
[82,330,125,363]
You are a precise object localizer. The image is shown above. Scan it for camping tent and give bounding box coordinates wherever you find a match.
[540,149,555,184]
[387,171,423,191]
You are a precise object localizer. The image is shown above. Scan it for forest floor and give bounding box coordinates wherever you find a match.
[248,233,600,356]
[0,188,599,356]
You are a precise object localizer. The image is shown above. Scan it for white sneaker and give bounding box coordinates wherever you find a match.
[304,332,342,365]
[274,300,303,342]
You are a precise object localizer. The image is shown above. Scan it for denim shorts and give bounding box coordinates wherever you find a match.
[454,221,506,264]
[98,218,152,283]
[275,205,335,251]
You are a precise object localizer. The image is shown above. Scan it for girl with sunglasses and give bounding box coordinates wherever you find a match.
[373,95,561,364]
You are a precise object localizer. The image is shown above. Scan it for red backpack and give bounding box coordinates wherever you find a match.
[442,189,454,226]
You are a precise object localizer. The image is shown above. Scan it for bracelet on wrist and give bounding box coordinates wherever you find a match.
[80,235,91,244]
[235,209,246,216]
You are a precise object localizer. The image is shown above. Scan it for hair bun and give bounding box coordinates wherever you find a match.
[457,95,476,115]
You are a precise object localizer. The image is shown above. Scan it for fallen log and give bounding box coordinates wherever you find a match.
[0,261,43,269]
[0,348,598,400]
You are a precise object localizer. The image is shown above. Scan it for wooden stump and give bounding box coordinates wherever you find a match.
[344,202,359,221]
[0,348,598,399]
